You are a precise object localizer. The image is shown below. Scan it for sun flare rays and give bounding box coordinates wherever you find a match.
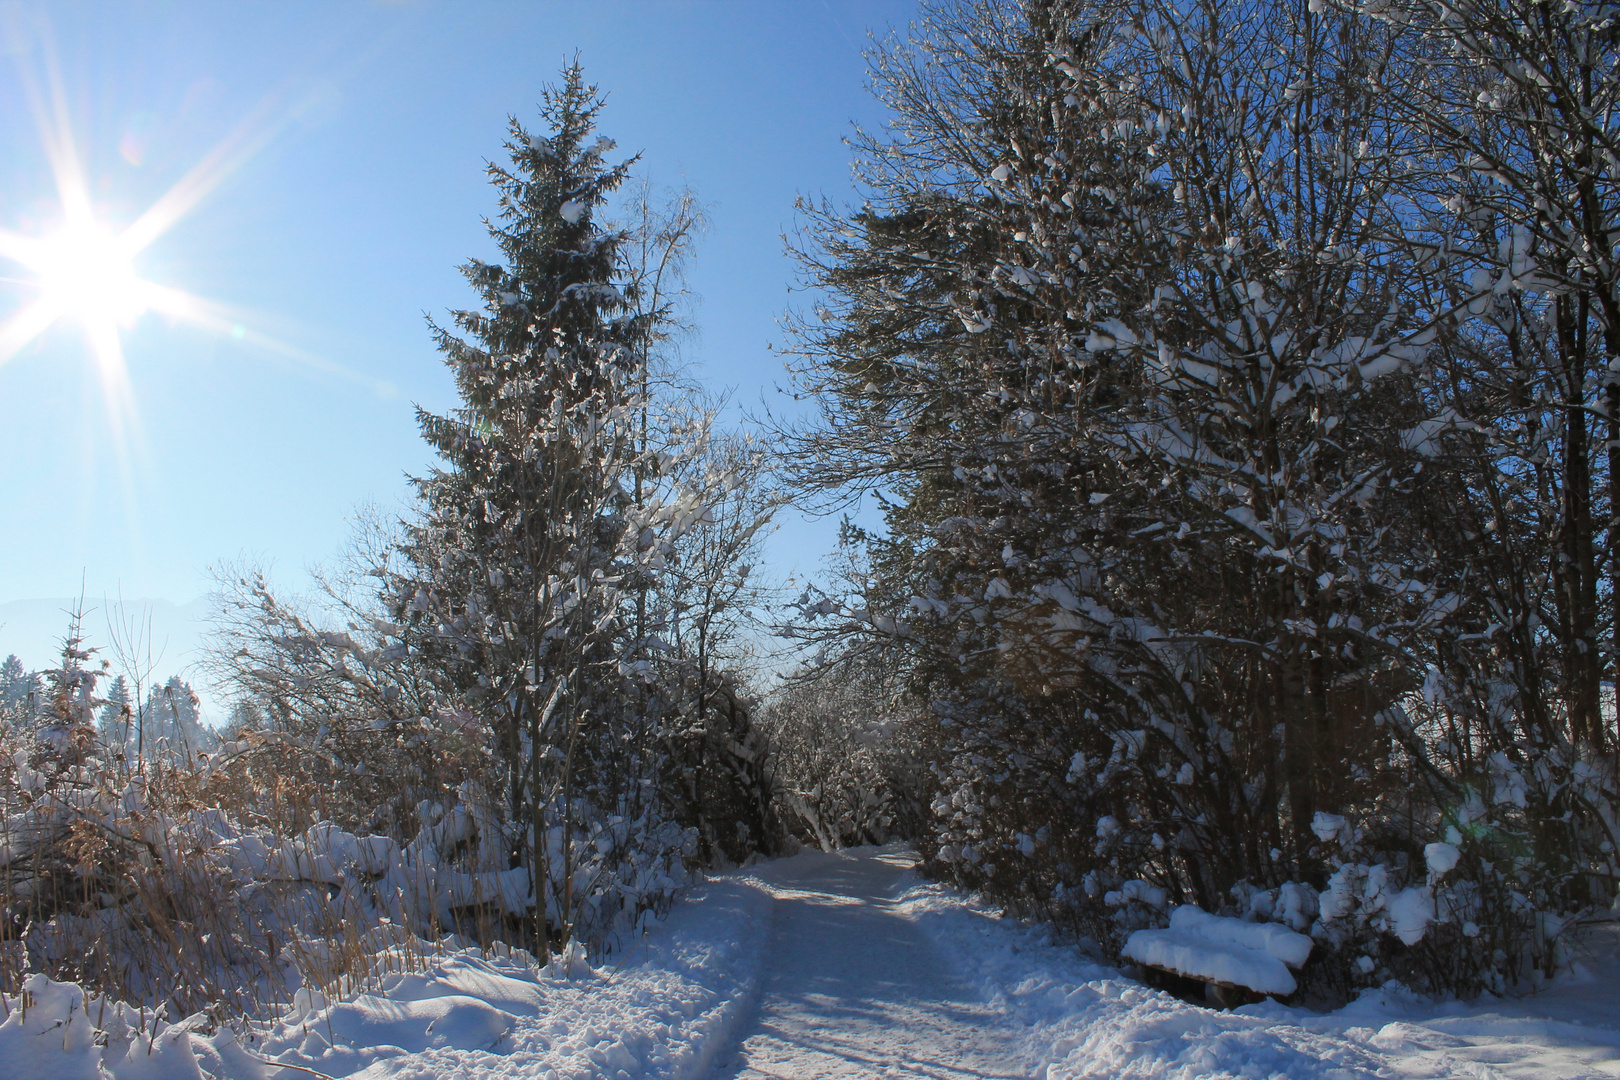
[0,17,383,442]
[0,35,232,406]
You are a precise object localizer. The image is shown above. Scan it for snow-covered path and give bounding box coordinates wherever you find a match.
[710,848,1024,1079]
[8,844,1620,1079]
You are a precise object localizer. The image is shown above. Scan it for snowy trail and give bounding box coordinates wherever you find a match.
[710,848,1026,1080]
[8,844,1620,1080]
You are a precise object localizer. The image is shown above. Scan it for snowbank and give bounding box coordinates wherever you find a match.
[0,872,775,1080]
[897,868,1620,1080]
[0,972,206,1080]
[1121,904,1313,996]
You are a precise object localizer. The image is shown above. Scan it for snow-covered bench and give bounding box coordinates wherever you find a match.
[1122,905,1313,1007]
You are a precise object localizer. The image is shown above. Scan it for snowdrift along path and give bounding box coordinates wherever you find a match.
[710,847,1023,1079]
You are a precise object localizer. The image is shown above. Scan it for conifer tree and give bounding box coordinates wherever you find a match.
[210,69,777,953]
[141,676,210,758]
[392,64,671,954]
[0,654,37,722]
[97,674,130,748]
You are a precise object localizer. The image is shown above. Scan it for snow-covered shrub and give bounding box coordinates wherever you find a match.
[659,675,782,867]
[0,612,704,1025]
[761,655,926,851]
[3,713,693,1021]
[212,534,760,959]
[642,422,788,867]
[1294,685,1616,1000]
[923,691,1126,946]
[780,0,1619,1002]
[208,563,485,841]
[0,638,283,1017]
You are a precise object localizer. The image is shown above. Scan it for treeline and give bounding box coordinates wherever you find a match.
[782,0,1619,999]
[1,651,212,759]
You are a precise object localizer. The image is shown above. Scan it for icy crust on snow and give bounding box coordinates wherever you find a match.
[0,873,774,1080]
[1121,905,1314,995]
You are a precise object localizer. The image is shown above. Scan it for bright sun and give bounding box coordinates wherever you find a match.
[0,205,177,420]
[0,22,388,452]
[0,51,248,422]
[32,218,149,329]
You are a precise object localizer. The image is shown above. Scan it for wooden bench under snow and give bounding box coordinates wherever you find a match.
[1122,905,1313,1004]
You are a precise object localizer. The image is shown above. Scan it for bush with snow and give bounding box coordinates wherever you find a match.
[761,655,925,851]
[0,625,703,1024]
[777,0,1620,1003]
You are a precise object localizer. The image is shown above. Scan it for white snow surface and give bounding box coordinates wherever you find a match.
[5,845,1620,1079]
[707,847,1021,1078]
[1121,904,1314,995]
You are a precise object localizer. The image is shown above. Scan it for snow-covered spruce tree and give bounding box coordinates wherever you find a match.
[205,148,778,956]
[388,67,750,956]
[0,654,42,728]
[100,677,215,763]
[397,69,646,956]
[785,0,1587,998]
[95,674,130,748]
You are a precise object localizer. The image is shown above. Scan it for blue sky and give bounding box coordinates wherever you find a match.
[0,0,911,677]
